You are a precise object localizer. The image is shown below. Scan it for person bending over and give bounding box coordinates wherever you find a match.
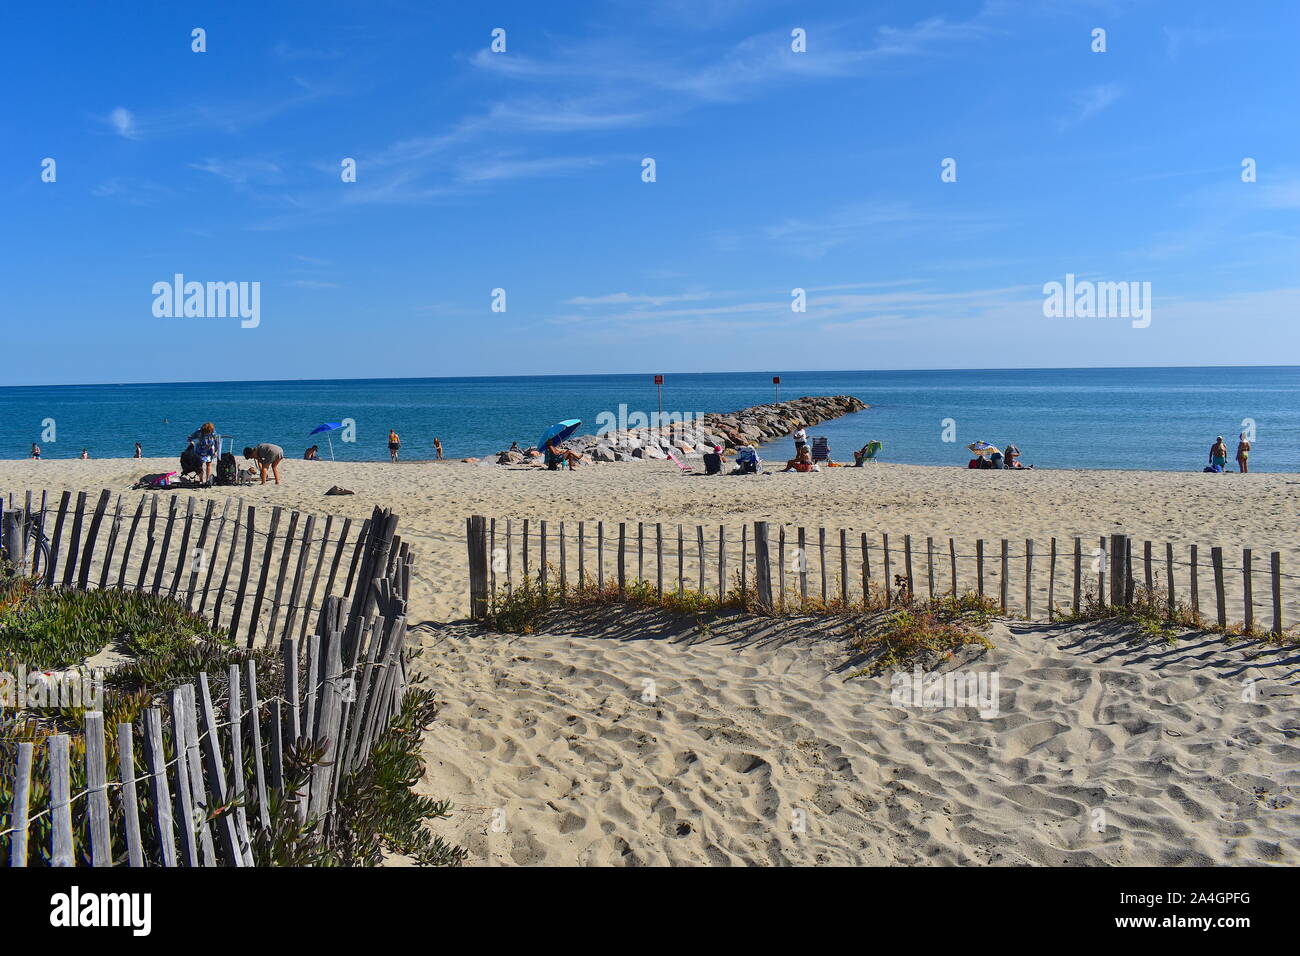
[244,443,286,485]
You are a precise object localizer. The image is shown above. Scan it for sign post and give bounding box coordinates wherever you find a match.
[654,374,664,427]
[772,376,781,403]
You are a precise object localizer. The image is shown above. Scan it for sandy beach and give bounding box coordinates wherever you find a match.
[411,608,1299,865]
[3,456,1297,867]
[2,456,1297,623]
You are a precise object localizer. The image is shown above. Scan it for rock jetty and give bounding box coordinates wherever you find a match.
[494,395,867,464]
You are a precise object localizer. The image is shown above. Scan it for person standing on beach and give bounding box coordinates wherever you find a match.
[243,443,285,485]
[388,429,401,462]
[134,442,142,458]
[80,449,90,459]
[793,426,808,454]
[1209,436,1229,472]
[30,443,40,459]
[1236,433,1251,473]
[188,422,220,486]
[433,437,444,460]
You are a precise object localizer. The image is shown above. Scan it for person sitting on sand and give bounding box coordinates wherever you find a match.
[188,422,220,485]
[782,446,815,473]
[303,445,319,460]
[731,445,761,475]
[1209,436,1228,472]
[244,443,285,485]
[544,440,583,470]
[1003,444,1032,469]
[388,429,401,463]
[1236,432,1251,473]
[30,443,40,459]
[703,445,723,475]
[80,449,90,460]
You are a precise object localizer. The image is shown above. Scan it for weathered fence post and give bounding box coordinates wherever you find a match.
[1211,546,1226,628]
[1242,548,1254,634]
[1024,538,1034,619]
[1270,552,1282,636]
[753,521,773,611]
[10,741,33,866]
[1108,534,1129,607]
[467,515,489,618]
[1072,536,1082,613]
[999,538,1009,614]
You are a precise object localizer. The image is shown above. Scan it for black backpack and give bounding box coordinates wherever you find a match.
[215,452,239,486]
[179,444,202,476]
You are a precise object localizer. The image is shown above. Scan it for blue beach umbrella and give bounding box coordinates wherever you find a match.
[538,419,582,454]
[310,422,343,460]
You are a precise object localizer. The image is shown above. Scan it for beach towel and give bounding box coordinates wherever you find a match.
[134,471,178,490]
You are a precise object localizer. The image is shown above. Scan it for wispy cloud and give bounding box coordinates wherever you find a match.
[564,291,714,306]
[555,281,1039,333]
[189,158,284,185]
[1058,83,1123,130]
[287,279,341,289]
[108,107,137,139]
[714,202,1004,258]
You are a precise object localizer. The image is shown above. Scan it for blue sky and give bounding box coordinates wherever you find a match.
[4,0,1298,385]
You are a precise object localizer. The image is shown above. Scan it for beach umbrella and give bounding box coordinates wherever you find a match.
[309,422,343,460]
[966,441,1000,456]
[537,419,582,453]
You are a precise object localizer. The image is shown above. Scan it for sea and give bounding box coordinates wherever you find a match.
[1,367,1296,472]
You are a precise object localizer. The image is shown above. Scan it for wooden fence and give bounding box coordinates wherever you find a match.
[1,503,414,866]
[465,516,1296,634]
[0,488,394,648]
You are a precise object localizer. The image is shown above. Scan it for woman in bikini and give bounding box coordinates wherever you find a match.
[1236,433,1251,473]
[388,429,401,462]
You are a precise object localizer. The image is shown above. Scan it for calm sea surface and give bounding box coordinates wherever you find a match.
[1,367,1296,472]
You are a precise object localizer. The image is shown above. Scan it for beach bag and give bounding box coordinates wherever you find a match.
[1203,464,1223,473]
[180,445,202,475]
[215,452,239,486]
[135,472,176,490]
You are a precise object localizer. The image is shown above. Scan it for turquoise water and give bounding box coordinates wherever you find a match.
[0,367,1296,472]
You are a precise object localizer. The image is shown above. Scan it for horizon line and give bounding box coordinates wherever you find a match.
[3,364,1298,391]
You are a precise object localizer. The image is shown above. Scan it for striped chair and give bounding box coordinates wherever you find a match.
[811,437,831,463]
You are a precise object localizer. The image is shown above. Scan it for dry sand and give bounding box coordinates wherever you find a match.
[411,608,1299,866]
[3,457,1297,866]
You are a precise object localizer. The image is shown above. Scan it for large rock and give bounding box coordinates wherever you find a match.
[551,396,869,462]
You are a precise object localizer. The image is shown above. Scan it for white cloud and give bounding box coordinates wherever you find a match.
[109,107,137,139]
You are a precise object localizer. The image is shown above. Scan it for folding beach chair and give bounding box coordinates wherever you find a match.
[811,437,831,463]
[854,440,883,466]
[665,450,693,473]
